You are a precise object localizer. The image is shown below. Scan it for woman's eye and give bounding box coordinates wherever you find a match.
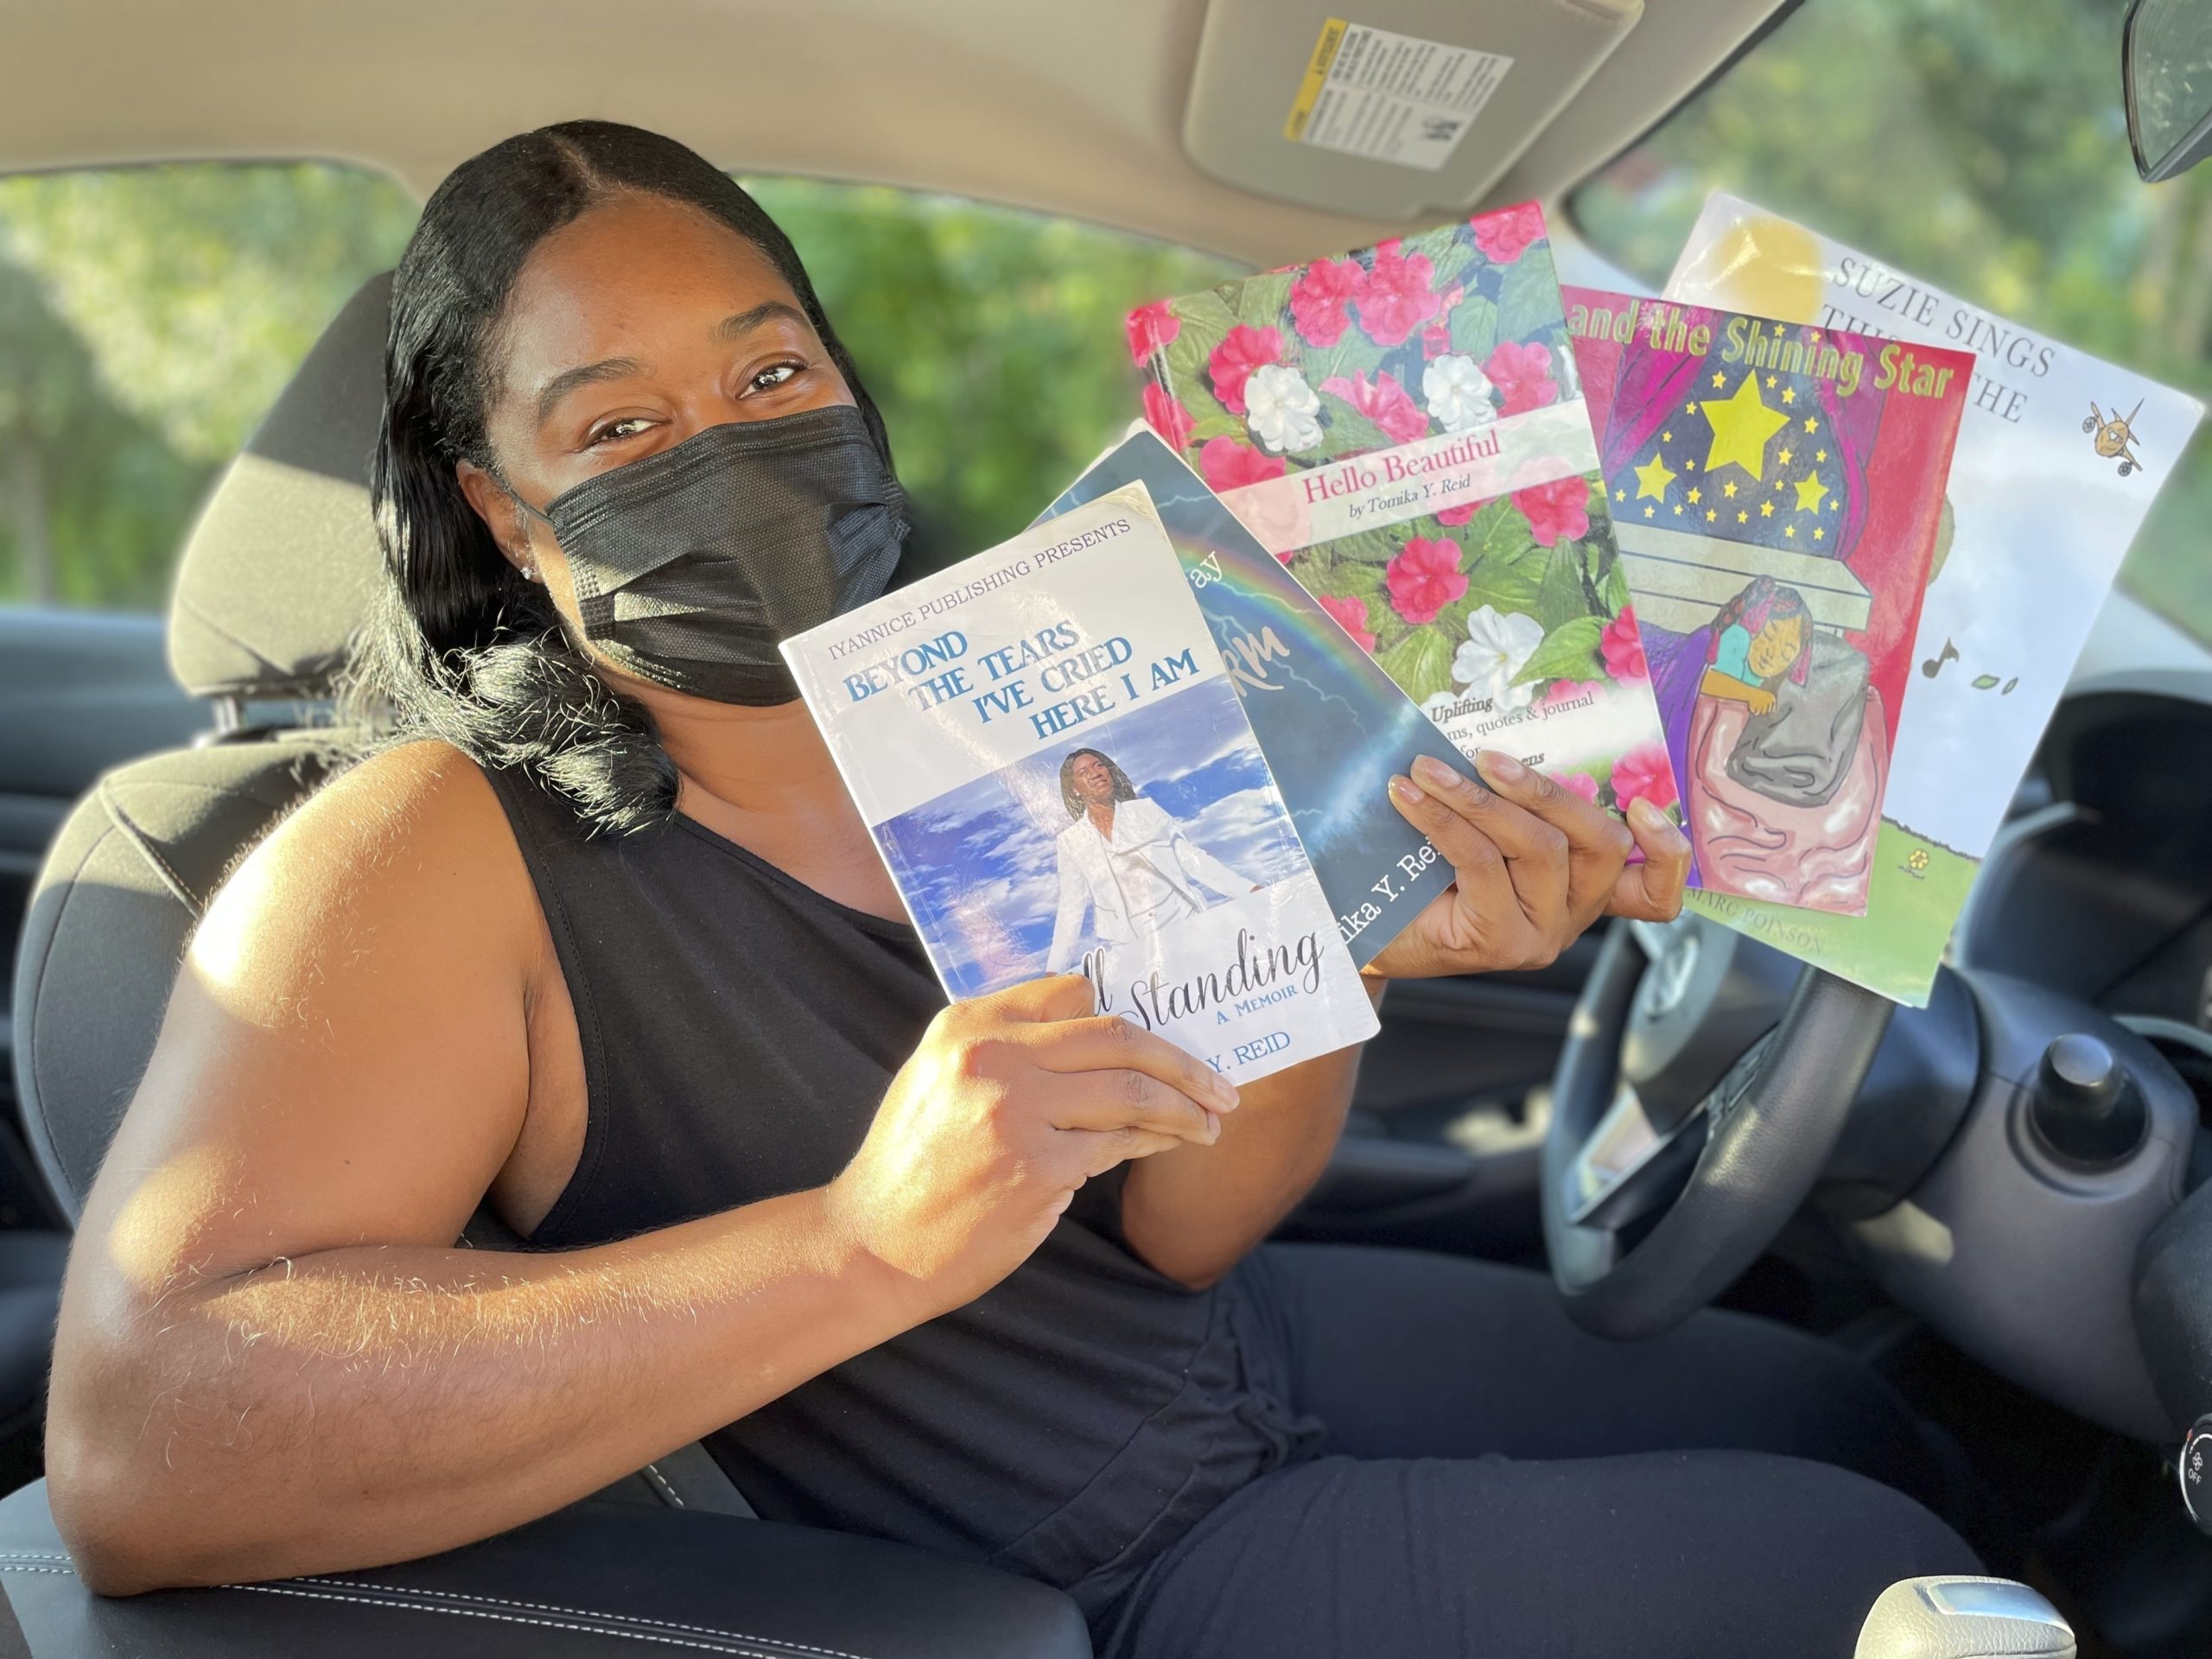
[588,416,654,447]
[749,363,802,393]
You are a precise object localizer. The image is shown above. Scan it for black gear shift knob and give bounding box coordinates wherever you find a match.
[2028,1034,2146,1166]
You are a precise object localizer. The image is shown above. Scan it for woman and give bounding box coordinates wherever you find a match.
[1045,747,1257,973]
[45,123,1976,1657]
[1699,576,1815,715]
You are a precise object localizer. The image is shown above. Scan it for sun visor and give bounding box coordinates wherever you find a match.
[1183,0,1642,219]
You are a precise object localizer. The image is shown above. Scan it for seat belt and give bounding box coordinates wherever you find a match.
[639,1440,757,1518]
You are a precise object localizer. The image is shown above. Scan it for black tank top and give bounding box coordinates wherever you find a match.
[483,764,1319,1618]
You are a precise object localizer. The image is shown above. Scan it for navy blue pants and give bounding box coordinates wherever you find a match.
[1101,1244,1979,1659]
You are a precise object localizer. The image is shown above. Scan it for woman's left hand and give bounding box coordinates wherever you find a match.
[1363,750,1691,982]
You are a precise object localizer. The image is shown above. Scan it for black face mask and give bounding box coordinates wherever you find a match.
[512,404,906,705]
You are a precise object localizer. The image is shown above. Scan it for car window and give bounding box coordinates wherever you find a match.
[0,162,418,613]
[741,178,1243,573]
[1570,0,2212,646]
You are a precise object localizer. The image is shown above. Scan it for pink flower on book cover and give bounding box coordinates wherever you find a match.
[1513,475,1591,549]
[1354,239,1444,348]
[1288,257,1363,348]
[1541,677,1604,710]
[1422,353,1497,435]
[1548,769,1601,804]
[1599,607,1649,683]
[1142,384,1195,452]
[1484,340,1559,416]
[1125,300,1179,366]
[1384,537,1468,626]
[1244,364,1325,454]
[1419,286,1465,359]
[1452,606,1544,713]
[1208,324,1282,416]
[1611,741,1679,814]
[1472,203,1545,265]
[1316,594,1377,653]
[1319,369,1428,446]
[1199,435,1286,494]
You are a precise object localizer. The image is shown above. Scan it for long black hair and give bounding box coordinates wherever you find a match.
[1058,748,1138,818]
[343,120,893,834]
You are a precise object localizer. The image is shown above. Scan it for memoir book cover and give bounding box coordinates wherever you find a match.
[781,483,1379,1084]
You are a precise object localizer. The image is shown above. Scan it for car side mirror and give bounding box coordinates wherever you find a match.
[2124,0,2212,181]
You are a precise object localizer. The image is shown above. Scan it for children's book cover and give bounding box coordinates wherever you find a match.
[1128,203,1683,833]
[782,483,1379,1084]
[1658,192,2206,1001]
[1563,284,1972,918]
[1034,430,1460,965]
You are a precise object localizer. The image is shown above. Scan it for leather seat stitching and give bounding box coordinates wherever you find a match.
[642,1463,686,1508]
[0,1556,877,1659]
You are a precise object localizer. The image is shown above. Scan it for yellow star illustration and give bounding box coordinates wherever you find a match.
[1737,510,1749,524]
[1781,386,1796,405]
[1633,453,1676,502]
[1785,524,1796,538]
[1723,480,1738,499]
[1662,430,1674,443]
[1687,486,1701,505]
[1706,508,1717,522]
[1814,526,1825,542]
[1795,474,1830,514]
[1643,505,1655,518]
[1685,402,1700,415]
[1777,447,1792,467]
[1802,416,1818,433]
[1711,371,1726,390]
[1760,499,1775,518]
[1701,373,1789,481]
[1672,503,1683,515]
[1613,486,1626,501]
[1765,374,1777,387]
[1775,476,1787,490]
[1684,458,1697,470]
[1815,448,1827,462]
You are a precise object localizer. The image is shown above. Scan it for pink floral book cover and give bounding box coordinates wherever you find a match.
[1128,202,1682,830]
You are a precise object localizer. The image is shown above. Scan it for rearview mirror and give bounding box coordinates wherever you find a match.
[2125,0,2212,181]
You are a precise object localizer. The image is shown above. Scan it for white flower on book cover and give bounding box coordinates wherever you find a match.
[1452,606,1545,714]
[1243,364,1325,454]
[1421,353,1499,435]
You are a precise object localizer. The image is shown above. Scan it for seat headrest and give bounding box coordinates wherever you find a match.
[166,271,392,702]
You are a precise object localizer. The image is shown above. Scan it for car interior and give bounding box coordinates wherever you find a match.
[3,1,2212,1654]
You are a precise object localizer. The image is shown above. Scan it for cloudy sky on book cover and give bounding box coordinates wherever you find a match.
[1128,202,1682,836]
[782,484,1377,1083]
[1036,431,1461,966]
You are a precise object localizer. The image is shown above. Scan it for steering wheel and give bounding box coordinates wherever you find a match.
[1542,915,1898,1340]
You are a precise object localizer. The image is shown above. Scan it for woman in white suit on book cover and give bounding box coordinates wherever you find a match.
[1045,747,1261,973]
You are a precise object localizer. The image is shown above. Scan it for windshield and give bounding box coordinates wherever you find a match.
[1572,0,2212,646]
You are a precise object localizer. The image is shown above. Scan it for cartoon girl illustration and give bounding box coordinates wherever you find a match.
[1698,576,1812,716]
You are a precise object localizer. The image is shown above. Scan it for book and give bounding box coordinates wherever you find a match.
[1563,285,1972,918]
[1033,430,1460,965]
[781,482,1380,1083]
[1657,192,2206,1001]
[1128,203,1682,832]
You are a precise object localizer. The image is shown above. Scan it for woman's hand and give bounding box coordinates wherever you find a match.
[826,976,1236,1316]
[1364,750,1691,981]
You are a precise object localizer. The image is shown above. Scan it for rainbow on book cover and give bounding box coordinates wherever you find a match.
[1564,287,1971,918]
[1128,202,1681,830]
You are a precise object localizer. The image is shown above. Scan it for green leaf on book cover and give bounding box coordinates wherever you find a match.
[1332,528,1404,566]
[1375,626,1456,704]
[1971,674,2001,689]
[1447,293,1500,363]
[1496,245,1560,348]
[1184,407,1244,444]
[1232,270,1294,333]
[1459,496,1538,569]
[1295,558,1385,601]
[1303,331,1393,395]
[1424,229,1479,298]
[1160,291,1239,434]
[1317,392,1395,456]
[1536,545,1595,632]
[1443,556,1546,632]
[1512,615,1605,687]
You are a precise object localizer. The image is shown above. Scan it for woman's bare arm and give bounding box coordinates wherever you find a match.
[46,745,917,1593]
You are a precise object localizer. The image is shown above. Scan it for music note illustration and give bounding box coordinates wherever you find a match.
[1921,639,1960,678]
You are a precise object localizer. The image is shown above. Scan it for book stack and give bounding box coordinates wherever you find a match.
[784,194,2202,1086]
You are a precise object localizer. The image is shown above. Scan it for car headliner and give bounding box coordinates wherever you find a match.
[0,0,1785,262]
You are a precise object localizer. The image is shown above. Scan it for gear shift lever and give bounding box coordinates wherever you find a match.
[1855,1577,2075,1658]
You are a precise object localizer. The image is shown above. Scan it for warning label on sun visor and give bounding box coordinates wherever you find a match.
[1282,18,1512,172]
